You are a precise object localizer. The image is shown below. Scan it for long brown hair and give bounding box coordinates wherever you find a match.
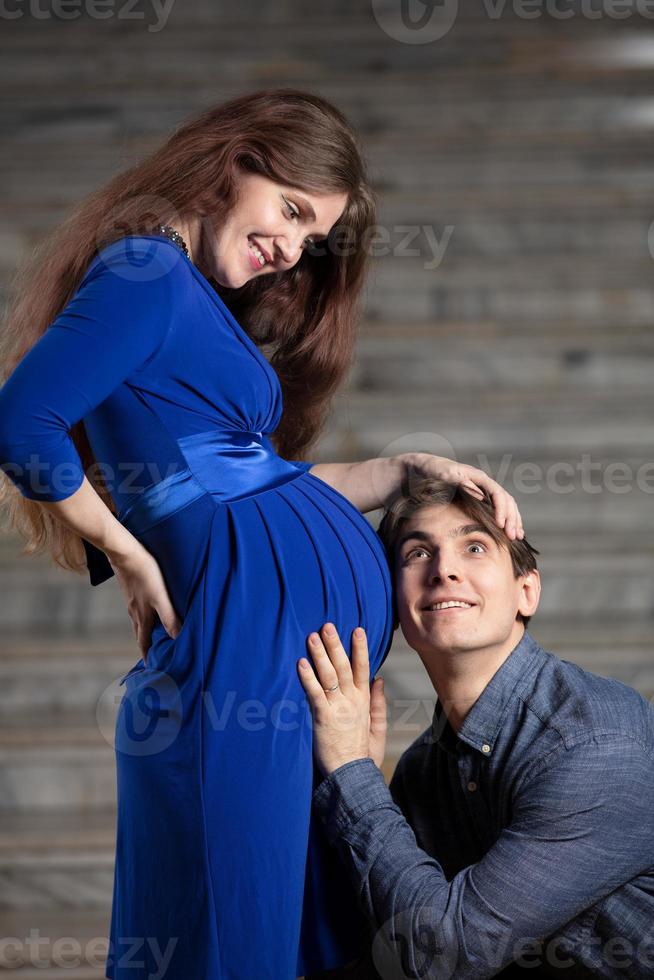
[0,88,377,575]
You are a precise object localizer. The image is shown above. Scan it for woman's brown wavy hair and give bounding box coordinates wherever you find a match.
[0,88,377,576]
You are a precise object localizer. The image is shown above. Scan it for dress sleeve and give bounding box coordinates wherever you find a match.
[0,238,183,503]
[0,238,185,584]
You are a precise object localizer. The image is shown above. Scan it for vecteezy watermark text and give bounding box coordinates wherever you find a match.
[474,451,654,495]
[371,909,654,979]
[306,223,455,270]
[0,0,175,32]
[4,450,654,506]
[372,0,654,45]
[0,929,178,977]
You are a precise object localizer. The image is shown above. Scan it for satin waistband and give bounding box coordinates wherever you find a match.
[118,429,303,536]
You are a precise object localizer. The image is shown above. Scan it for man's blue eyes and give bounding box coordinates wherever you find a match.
[405,542,486,559]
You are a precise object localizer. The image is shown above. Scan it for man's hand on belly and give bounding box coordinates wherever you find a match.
[297,624,387,776]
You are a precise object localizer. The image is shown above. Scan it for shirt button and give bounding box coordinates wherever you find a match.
[467,781,477,792]
[481,743,491,754]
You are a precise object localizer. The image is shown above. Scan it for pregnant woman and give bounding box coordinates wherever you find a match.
[0,90,523,979]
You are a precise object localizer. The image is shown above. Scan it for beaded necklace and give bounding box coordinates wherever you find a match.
[155,223,190,258]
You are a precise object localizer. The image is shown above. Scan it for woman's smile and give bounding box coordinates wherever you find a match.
[246,235,271,270]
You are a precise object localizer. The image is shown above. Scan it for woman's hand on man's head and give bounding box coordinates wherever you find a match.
[412,454,525,541]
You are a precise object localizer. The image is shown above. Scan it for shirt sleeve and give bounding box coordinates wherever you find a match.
[312,737,654,979]
[0,237,183,504]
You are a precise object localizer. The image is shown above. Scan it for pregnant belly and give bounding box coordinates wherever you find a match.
[132,470,394,680]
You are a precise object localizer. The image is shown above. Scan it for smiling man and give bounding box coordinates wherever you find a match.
[297,478,654,979]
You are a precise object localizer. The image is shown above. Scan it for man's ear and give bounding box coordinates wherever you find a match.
[517,569,541,620]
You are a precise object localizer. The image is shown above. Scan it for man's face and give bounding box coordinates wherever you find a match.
[395,502,540,661]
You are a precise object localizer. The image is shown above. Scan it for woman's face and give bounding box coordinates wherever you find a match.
[196,172,349,288]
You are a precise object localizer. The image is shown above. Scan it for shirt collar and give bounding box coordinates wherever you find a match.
[431,630,545,758]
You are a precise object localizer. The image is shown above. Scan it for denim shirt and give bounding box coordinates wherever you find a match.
[312,630,654,978]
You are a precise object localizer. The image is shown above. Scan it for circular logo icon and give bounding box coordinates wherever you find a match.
[92,193,187,282]
[371,0,459,44]
[371,908,459,978]
[96,667,183,757]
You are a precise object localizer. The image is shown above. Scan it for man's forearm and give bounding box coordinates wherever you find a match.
[308,453,425,513]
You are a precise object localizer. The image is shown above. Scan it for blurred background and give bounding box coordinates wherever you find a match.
[1,0,654,974]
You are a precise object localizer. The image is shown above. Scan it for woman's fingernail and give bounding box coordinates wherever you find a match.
[299,659,309,670]
[310,633,320,645]
[324,623,336,635]
[354,627,365,638]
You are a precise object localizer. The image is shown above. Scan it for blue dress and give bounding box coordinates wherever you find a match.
[0,235,394,979]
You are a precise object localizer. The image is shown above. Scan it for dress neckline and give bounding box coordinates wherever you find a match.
[137,234,282,402]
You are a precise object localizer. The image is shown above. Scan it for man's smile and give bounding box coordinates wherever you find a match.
[421,597,477,613]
